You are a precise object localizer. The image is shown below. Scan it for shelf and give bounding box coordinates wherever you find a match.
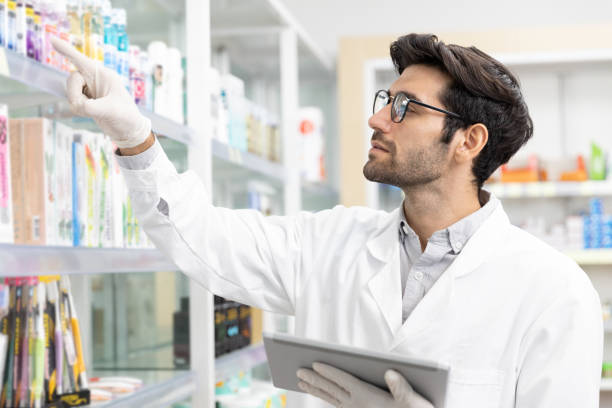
[92,370,195,407]
[486,181,612,198]
[210,0,333,79]
[565,249,612,265]
[0,48,196,145]
[0,244,178,276]
[215,344,267,379]
[212,139,285,185]
[602,378,612,391]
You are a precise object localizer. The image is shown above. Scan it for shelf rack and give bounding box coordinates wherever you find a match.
[565,249,612,266]
[486,181,612,199]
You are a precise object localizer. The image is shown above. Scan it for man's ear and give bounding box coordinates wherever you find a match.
[455,123,488,162]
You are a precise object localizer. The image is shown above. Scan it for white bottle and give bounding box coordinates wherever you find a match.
[147,41,168,117]
[15,0,26,54]
[166,47,183,123]
[0,0,6,47]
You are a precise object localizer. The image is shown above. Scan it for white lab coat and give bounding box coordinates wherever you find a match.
[121,148,603,408]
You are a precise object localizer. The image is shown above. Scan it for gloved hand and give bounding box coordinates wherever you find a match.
[297,363,434,408]
[51,37,151,148]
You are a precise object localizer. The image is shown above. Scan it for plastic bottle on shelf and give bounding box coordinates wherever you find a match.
[41,0,58,67]
[148,41,168,117]
[101,0,114,69]
[56,0,70,71]
[6,0,16,51]
[113,8,129,89]
[128,44,145,106]
[0,0,6,47]
[15,0,26,54]
[66,0,83,55]
[25,0,35,58]
[140,50,152,111]
[81,0,93,57]
[92,0,103,61]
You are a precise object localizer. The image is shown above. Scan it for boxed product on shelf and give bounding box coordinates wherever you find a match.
[214,296,252,358]
[0,105,13,244]
[0,276,91,407]
[216,379,286,408]
[5,113,150,249]
[9,117,57,245]
[298,107,326,183]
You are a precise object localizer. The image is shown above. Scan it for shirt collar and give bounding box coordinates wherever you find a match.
[398,190,499,255]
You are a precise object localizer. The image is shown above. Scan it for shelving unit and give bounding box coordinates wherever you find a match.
[0,0,338,406]
[603,378,612,392]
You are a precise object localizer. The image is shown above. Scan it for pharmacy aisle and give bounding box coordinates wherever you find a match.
[0,0,337,407]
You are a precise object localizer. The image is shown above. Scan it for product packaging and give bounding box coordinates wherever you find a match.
[0,105,13,243]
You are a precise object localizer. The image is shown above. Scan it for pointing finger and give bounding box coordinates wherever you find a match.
[51,36,96,74]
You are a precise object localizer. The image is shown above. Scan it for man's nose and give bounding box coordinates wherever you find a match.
[368,105,392,134]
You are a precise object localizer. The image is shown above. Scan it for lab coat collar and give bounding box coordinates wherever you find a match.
[366,197,511,341]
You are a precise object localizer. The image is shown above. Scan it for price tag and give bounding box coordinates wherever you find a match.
[0,49,8,76]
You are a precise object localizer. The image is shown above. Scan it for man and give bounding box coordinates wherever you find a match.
[52,33,602,408]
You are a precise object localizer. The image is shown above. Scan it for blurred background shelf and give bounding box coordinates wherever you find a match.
[0,48,196,145]
[93,369,195,407]
[486,181,612,198]
[210,0,333,80]
[0,244,178,276]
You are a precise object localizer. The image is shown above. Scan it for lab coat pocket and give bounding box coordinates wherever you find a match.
[446,368,504,408]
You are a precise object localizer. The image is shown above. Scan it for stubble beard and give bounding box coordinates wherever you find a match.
[363,145,448,189]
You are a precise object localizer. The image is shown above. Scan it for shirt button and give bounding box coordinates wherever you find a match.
[455,241,463,250]
[414,271,424,281]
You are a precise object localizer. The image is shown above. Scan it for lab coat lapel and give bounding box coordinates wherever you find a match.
[366,209,403,337]
[390,203,511,352]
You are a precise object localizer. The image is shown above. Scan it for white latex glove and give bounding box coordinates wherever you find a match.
[297,363,434,408]
[51,37,151,148]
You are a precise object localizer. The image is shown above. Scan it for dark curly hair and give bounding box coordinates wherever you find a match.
[390,34,533,188]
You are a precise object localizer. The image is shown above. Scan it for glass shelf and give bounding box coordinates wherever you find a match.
[0,49,195,145]
[90,369,195,407]
[0,244,177,276]
[212,139,285,186]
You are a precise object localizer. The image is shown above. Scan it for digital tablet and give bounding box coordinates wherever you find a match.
[263,332,449,408]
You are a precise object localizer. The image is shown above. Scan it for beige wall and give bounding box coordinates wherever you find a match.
[338,24,612,207]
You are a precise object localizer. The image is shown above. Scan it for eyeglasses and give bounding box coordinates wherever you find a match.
[373,89,464,123]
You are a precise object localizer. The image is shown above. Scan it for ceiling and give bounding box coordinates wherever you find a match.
[280,0,612,56]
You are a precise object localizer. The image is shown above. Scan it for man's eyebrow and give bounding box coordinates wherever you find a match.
[389,89,423,103]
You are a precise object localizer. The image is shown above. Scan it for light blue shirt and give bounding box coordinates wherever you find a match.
[399,191,498,322]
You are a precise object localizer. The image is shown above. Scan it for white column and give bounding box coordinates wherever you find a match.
[280,28,299,335]
[280,28,300,215]
[185,0,214,407]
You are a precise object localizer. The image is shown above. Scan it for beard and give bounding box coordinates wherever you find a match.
[363,134,449,188]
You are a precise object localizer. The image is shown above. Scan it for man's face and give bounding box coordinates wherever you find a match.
[364,64,455,188]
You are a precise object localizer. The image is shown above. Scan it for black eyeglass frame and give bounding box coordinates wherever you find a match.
[373,89,465,123]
